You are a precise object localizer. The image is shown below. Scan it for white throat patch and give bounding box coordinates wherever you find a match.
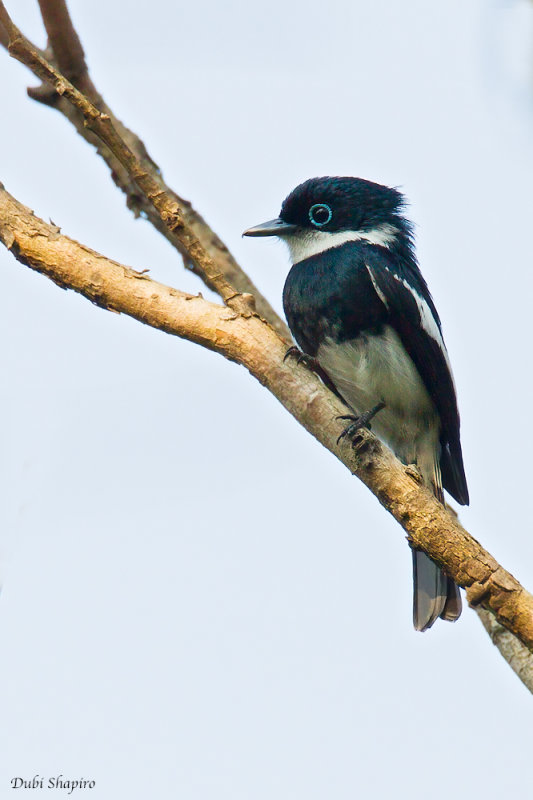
[284,223,398,265]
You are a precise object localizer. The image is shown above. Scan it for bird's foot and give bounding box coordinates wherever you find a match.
[336,401,386,446]
[283,346,320,371]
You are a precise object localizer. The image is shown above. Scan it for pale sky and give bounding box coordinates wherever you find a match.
[1,1,532,798]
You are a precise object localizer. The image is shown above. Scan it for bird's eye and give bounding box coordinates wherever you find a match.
[309,203,332,227]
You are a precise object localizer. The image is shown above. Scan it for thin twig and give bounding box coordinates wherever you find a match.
[1,182,533,671]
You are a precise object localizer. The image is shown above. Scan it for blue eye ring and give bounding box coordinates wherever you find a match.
[309,203,332,227]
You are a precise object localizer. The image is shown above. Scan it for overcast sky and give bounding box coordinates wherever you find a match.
[1,1,532,798]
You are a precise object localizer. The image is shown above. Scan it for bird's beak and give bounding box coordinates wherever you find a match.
[242,218,297,237]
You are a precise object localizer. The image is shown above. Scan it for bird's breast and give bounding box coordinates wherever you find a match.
[282,245,386,356]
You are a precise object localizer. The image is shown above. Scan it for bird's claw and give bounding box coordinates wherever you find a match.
[283,345,300,363]
[336,401,386,446]
[283,346,318,370]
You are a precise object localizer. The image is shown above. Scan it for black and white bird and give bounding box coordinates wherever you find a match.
[243,176,468,631]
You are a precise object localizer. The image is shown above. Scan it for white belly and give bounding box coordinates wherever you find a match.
[317,326,441,488]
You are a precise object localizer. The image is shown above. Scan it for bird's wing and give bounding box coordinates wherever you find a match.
[365,252,469,505]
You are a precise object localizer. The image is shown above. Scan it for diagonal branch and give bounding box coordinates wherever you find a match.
[0,1,291,340]
[37,0,87,82]
[2,181,533,693]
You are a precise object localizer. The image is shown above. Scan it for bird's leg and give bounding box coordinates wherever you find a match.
[336,401,386,445]
[284,347,348,399]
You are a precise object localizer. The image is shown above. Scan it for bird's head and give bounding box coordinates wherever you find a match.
[243,176,412,264]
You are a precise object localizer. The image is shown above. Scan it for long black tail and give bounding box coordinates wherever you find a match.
[412,550,462,631]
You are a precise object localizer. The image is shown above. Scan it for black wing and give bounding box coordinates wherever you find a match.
[365,250,469,505]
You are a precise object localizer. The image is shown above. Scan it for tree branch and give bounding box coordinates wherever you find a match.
[2,182,533,686]
[477,609,533,692]
[37,0,87,82]
[0,1,291,340]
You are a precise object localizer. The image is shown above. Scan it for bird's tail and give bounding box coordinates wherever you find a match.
[411,457,462,631]
[412,551,462,631]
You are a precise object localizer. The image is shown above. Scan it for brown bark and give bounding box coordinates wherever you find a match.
[37,0,87,82]
[477,609,533,692]
[1,183,533,669]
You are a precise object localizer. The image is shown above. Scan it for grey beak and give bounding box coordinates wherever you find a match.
[242,218,297,237]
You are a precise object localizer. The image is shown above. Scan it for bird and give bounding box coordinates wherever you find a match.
[243,176,468,631]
